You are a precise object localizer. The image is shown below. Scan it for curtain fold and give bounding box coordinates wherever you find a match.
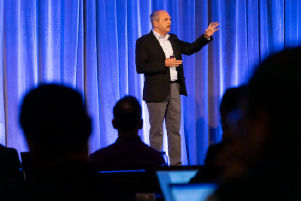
[1,0,300,165]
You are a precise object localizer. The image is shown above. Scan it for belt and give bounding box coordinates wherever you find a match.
[170,80,179,83]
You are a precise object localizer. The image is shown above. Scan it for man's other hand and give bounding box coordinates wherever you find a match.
[165,58,182,67]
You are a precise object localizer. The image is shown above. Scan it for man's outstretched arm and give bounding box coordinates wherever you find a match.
[176,22,219,55]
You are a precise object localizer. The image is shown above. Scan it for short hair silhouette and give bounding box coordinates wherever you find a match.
[247,47,301,156]
[219,85,247,139]
[112,95,142,132]
[211,47,301,201]
[220,86,247,122]
[19,84,91,157]
[89,95,165,171]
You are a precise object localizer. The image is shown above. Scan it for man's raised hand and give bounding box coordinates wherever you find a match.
[204,22,219,39]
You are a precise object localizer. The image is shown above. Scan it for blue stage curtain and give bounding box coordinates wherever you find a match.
[0,0,300,165]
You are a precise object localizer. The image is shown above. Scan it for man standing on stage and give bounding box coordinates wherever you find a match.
[136,10,219,166]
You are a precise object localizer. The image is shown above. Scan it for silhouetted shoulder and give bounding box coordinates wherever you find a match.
[0,144,20,165]
[137,32,153,41]
[89,144,116,161]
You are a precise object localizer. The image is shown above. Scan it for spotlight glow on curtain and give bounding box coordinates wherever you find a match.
[1,0,300,165]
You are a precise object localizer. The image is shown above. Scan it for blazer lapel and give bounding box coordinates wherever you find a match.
[149,31,166,59]
[168,35,181,72]
[169,35,179,59]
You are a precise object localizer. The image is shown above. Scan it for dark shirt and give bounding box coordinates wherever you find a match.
[190,141,229,183]
[23,160,103,201]
[213,158,301,201]
[89,136,165,170]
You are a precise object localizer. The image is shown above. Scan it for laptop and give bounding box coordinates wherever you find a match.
[156,166,200,201]
[170,183,217,201]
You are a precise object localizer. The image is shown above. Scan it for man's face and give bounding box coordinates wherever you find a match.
[154,11,171,35]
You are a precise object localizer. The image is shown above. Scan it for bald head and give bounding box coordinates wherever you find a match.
[150,10,171,36]
[150,10,163,27]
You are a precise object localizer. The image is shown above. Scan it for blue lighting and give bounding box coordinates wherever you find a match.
[0,0,301,165]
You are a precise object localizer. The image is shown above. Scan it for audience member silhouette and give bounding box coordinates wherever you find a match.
[208,47,301,201]
[89,95,165,170]
[0,144,23,200]
[19,84,100,201]
[219,85,247,142]
[0,144,22,183]
[191,85,247,183]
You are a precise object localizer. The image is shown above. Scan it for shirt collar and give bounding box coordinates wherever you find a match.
[152,29,170,40]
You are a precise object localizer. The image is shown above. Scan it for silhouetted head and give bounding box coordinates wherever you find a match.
[220,85,248,141]
[112,96,142,136]
[19,84,91,158]
[246,47,301,159]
